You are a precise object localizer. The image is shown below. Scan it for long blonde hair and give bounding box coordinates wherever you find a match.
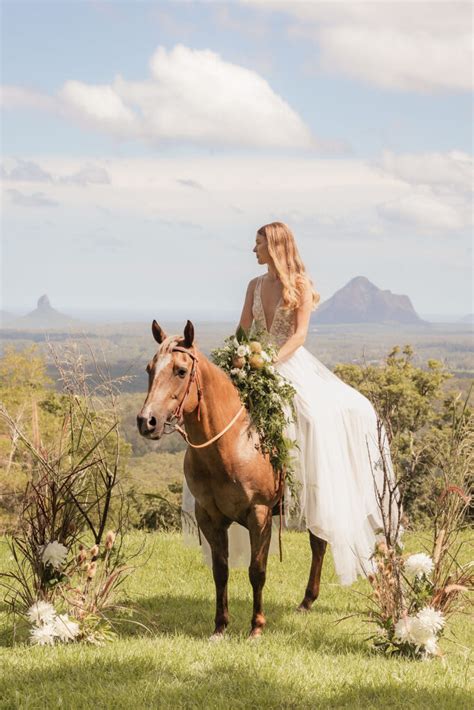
[257,222,320,311]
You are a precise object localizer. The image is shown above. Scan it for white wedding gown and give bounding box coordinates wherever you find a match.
[182,275,396,585]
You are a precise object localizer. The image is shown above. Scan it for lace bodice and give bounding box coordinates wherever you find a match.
[252,275,296,347]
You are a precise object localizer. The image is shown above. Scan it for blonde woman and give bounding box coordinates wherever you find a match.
[237,221,395,585]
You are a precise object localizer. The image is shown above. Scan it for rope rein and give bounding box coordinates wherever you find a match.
[174,404,246,449]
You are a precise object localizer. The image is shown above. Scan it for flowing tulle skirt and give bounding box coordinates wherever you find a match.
[182,345,395,585]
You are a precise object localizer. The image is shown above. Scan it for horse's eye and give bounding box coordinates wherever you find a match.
[177,367,187,378]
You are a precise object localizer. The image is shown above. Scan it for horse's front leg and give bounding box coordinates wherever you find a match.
[247,504,273,639]
[195,502,230,640]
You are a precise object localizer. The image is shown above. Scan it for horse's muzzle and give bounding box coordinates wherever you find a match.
[136,412,164,439]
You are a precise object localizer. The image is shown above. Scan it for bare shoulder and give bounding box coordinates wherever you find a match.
[246,276,260,294]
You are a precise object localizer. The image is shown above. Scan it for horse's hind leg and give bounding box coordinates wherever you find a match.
[247,505,273,639]
[195,503,230,639]
[297,531,327,612]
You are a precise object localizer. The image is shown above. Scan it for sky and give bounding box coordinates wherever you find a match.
[1,0,472,319]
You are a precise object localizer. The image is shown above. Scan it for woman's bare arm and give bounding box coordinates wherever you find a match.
[275,279,313,364]
[236,277,258,334]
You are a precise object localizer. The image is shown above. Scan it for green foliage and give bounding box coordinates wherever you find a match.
[333,344,472,524]
[132,484,183,532]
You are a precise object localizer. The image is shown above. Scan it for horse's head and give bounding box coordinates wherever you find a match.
[137,319,200,440]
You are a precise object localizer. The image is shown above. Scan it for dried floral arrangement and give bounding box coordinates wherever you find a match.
[0,344,142,646]
[359,384,473,659]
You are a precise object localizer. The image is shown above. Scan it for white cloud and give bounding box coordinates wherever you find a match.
[6,189,59,208]
[1,159,110,187]
[377,190,467,232]
[58,164,110,186]
[1,159,52,182]
[3,150,469,235]
[2,45,314,149]
[59,81,139,136]
[374,150,472,231]
[376,150,472,191]
[0,85,58,111]
[244,1,472,93]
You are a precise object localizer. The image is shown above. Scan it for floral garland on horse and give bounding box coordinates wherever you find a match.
[210,324,299,497]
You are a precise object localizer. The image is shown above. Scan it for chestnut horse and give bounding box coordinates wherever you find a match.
[137,320,327,639]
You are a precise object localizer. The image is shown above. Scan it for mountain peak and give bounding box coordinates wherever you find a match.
[312,276,427,325]
[37,294,52,310]
[6,295,81,330]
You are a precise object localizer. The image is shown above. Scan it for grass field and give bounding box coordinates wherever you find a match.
[0,530,472,709]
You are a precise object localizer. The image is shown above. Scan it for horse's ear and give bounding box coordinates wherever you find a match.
[152,320,167,344]
[183,320,194,348]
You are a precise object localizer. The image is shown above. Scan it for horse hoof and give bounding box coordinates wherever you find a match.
[209,632,225,643]
[248,628,263,641]
[296,601,312,613]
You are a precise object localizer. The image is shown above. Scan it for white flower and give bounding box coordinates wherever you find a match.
[416,607,445,634]
[30,623,56,646]
[42,541,68,570]
[53,614,80,642]
[261,351,270,362]
[394,616,415,643]
[423,636,439,656]
[237,369,246,380]
[410,618,436,648]
[404,553,434,579]
[237,344,250,357]
[230,368,241,377]
[27,601,56,626]
[267,365,275,375]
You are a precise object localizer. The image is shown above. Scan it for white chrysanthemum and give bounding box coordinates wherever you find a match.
[27,601,56,626]
[42,541,68,570]
[53,614,80,642]
[237,344,250,357]
[404,553,434,579]
[416,607,445,633]
[394,616,415,643]
[30,623,56,646]
[410,618,435,647]
[423,636,439,656]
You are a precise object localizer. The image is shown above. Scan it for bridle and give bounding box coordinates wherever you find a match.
[161,344,245,449]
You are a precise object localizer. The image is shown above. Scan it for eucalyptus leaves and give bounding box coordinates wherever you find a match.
[210,325,298,491]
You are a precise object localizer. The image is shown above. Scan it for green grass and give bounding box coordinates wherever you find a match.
[0,530,472,709]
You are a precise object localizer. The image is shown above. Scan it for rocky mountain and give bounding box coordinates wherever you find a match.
[6,295,79,330]
[312,276,427,325]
